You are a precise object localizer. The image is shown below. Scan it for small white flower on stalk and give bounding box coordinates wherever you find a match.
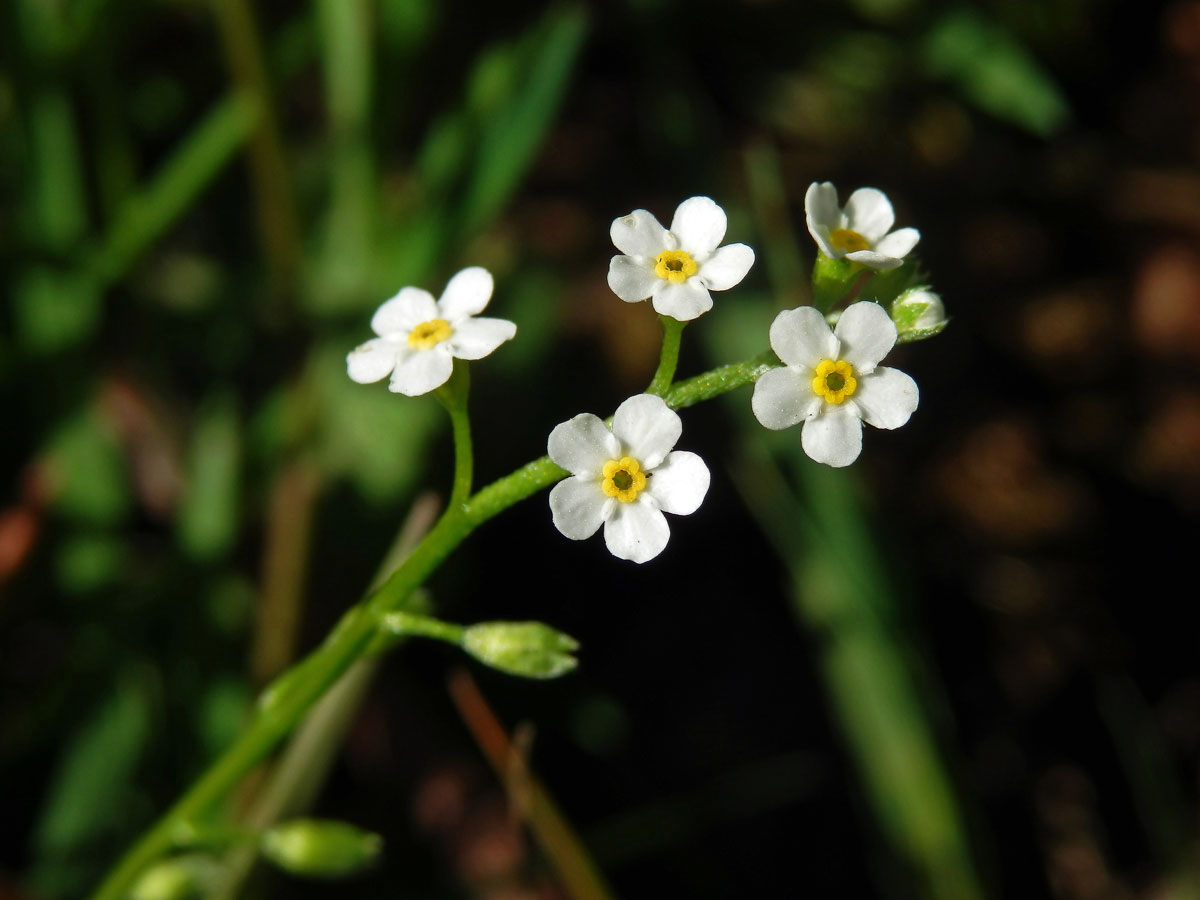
[607,196,755,322]
[805,182,920,271]
[548,394,710,563]
[346,267,516,396]
[752,301,918,468]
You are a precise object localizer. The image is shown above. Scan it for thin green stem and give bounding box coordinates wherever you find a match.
[646,316,686,396]
[381,611,466,644]
[435,363,474,512]
[88,350,779,900]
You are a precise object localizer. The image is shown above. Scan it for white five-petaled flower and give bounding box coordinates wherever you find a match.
[346,267,516,396]
[607,196,755,322]
[805,182,920,271]
[548,394,710,564]
[752,301,918,468]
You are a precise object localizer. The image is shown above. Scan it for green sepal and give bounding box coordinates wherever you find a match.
[811,253,860,311]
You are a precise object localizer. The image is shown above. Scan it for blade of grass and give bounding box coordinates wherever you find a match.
[210,0,302,298]
[457,4,587,235]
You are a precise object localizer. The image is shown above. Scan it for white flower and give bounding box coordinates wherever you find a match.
[805,182,920,271]
[547,394,710,563]
[607,196,755,322]
[752,301,919,467]
[346,267,516,396]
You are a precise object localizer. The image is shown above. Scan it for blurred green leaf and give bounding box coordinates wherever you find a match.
[923,8,1069,136]
[177,392,241,560]
[46,406,131,527]
[13,266,103,353]
[56,532,127,593]
[198,677,252,760]
[458,4,588,233]
[311,342,441,501]
[31,672,152,898]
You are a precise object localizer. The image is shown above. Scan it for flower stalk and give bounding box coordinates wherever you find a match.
[87,349,776,900]
[646,315,686,396]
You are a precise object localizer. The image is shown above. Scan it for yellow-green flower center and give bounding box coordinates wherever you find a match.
[601,457,647,503]
[654,250,698,284]
[407,318,453,350]
[830,228,870,253]
[812,359,857,405]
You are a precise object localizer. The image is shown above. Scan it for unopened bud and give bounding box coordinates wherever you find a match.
[461,621,579,679]
[891,287,947,343]
[260,819,382,878]
[130,855,221,900]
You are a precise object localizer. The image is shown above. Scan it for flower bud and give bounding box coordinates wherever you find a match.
[260,819,382,878]
[890,287,947,343]
[461,621,579,679]
[130,855,221,900]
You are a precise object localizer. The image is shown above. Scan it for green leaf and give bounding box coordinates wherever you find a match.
[46,406,131,527]
[177,392,241,560]
[923,8,1069,137]
[30,673,152,898]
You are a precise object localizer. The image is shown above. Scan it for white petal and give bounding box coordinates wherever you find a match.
[346,337,399,384]
[670,196,727,257]
[834,301,896,373]
[371,287,438,336]
[547,413,620,476]
[651,280,712,321]
[854,367,918,430]
[438,267,494,320]
[549,476,607,541]
[808,225,839,259]
[611,394,681,469]
[387,347,454,396]
[608,254,659,302]
[843,250,904,271]
[603,499,670,563]
[872,227,920,260]
[611,209,668,257]
[646,450,709,515]
[698,243,754,291]
[804,182,841,231]
[751,366,821,430]
[768,306,837,369]
[445,316,516,360]
[843,188,894,243]
[801,409,863,468]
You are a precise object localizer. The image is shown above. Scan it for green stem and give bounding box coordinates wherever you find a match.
[88,350,779,900]
[435,363,474,512]
[381,611,465,644]
[646,316,686,396]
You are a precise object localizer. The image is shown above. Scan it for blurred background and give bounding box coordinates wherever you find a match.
[3,0,1199,897]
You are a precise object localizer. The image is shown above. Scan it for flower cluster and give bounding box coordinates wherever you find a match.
[346,182,937,563]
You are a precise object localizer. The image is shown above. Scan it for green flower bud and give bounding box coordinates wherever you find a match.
[890,286,948,343]
[130,855,221,900]
[260,819,382,879]
[461,621,579,679]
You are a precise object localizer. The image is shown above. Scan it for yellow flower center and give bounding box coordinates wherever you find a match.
[654,250,698,284]
[407,318,453,350]
[601,457,648,503]
[812,359,857,405]
[830,228,871,253]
